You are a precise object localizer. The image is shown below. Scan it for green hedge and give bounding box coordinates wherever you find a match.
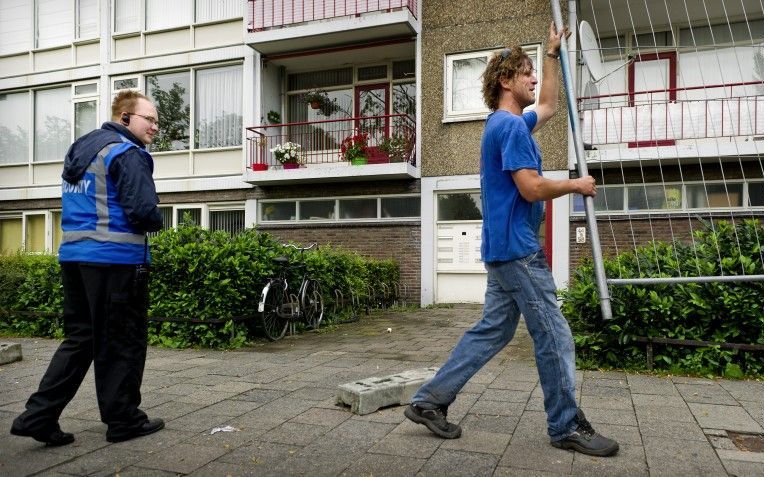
[562,219,764,378]
[0,227,400,349]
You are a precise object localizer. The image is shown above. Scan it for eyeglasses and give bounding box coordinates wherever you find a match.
[500,48,511,59]
[128,113,159,126]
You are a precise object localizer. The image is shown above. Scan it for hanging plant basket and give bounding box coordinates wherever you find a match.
[310,101,321,109]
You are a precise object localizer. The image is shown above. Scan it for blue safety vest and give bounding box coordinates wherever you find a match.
[59,137,150,264]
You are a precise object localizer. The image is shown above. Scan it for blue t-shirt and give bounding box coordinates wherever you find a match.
[480,110,544,263]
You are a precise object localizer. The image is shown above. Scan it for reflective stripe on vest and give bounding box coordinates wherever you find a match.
[61,142,145,246]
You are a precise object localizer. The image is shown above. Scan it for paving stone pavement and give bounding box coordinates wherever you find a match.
[1,304,763,476]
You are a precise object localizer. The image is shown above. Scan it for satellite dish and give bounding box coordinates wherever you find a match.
[579,20,604,82]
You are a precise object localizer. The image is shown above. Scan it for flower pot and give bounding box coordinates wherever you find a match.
[350,157,368,166]
[283,162,300,169]
[310,101,321,109]
[251,162,268,171]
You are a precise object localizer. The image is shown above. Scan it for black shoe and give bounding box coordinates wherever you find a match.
[10,423,75,447]
[404,403,462,439]
[551,409,619,457]
[106,418,165,443]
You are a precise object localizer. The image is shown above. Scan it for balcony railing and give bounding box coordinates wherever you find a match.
[578,80,764,148]
[246,113,416,169]
[247,0,418,32]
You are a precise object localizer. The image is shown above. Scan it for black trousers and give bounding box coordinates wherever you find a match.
[13,262,149,438]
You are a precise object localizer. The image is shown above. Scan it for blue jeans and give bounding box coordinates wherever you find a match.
[412,250,578,441]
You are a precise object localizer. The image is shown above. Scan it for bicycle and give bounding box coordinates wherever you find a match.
[258,243,325,341]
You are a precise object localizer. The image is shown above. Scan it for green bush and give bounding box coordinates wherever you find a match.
[562,219,764,377]
[0,227,401,349]
[0,253,63,338]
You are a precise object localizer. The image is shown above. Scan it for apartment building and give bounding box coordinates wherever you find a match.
[3,0,758,306]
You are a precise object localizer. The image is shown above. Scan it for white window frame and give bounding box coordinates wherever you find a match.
[258,194,421,224]
[21,211,51,253]
[173,203,208,228]
[110,63,243,153]
[74,0,100,42]
[72,81,99,140]
[443,44,541,123]
[569,180,758,216]
[112,0,242,35]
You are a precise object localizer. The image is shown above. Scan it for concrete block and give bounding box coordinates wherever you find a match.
[0,342,22,365]
[337,367,438,415]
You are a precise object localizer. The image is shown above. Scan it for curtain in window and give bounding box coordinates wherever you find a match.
[0,92,30,165]
[451,57,486,112]
[114,0,140,33]
[196,66,242,148]
[209,210,245,234]
[0,0,32,54]
[34,88,71,163]
[0,218,23,255]
[25,215,46,253]
[77,0,99,38]
[37,0,73,48]
[195,0,240,23]
[146,0,192,30]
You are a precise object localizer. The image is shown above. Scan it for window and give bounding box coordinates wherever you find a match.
[76,0,99,39]
[572,187,625,213]
[628,185,682,210]
[382,197,419,218]
[209,209,245,234]
[750,182,764,206]
[146,71,190,152]
[339,199,376,219]
[114,0,140,33]
[0,217,23,255]
[632,31,673,50]
[679,20,764,47]
[0,92,30,165]
[259,196,420,223]
[437,193,482,220]
[24,213,46,253]
[146,0,192,31]
[142,65,242,152]
[74,82,98,140]
[196,66,243,148]
[0,1,32,54]
[34,87,71,163]
[51,211,62,252]
[299,201,335,221]
[687,183,743,208]
[113,78,139,91]
[444,45,540,122]
[37,0,74,48]
[195,0,240,23]
[177,207,202,226]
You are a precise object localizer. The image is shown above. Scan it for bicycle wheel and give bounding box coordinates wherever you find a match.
[301,279,324,330]
[260,280,289,341]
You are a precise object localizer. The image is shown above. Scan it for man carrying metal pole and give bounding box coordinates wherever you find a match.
[404,22,619,457]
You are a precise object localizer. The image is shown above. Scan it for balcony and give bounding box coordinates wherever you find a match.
[243,113,417,185]
[245,0,419,55]
[579,80,764,162]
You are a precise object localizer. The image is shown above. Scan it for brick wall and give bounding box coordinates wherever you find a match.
[257,222,421,304]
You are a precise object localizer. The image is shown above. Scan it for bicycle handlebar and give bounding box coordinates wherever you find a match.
[282,243,317,252]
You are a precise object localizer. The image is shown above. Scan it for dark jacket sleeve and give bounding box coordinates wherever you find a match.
[109,149,164,233]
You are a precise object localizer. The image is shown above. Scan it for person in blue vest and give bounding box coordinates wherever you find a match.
[10,91,165,445]
[404,24,619,457]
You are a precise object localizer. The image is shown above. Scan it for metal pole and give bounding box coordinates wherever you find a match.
[550,0,612,320]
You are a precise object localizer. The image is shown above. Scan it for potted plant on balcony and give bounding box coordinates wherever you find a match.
[271,141,303,169]
[303,90,329,110]
[378,133,413,163]
[250,137,269,171]
[340,132,369,166]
